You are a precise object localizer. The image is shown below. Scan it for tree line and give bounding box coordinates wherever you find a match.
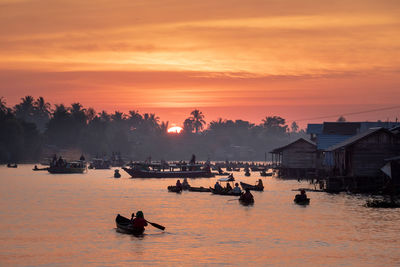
[0,96,306,163]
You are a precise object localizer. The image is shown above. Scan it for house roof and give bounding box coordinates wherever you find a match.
[322,122,361,135]
[270,138,316,153]
[306,124,323,135]
[326,127,393,151]
[316,134,351,150]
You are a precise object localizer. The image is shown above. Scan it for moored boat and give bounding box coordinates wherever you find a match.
[115,214,145,235]
[240,181,264,191]
[123,162,214,178]
[48,161,86,174]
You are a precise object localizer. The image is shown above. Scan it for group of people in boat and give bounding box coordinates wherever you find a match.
[213,180,254,202]
[175,178,190,191]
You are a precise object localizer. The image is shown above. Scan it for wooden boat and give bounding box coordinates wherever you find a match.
[123,162,214,178]
[210,188,242,196]
[167,186,182,193]
[239,197,254,205]
[115,214,145,235]
[240,182,264,191]
[260,170,273,177]
[187,186,211,192]
[48,161,86,174]
[294,197,310,205]
[233,168,240,172]
[366,199,400,208]
[7,163,17,168]
[33,167,48,171]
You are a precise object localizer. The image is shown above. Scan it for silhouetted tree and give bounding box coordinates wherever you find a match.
[291,121,299,133]
[188,109,205,134]
[337,116,346,122]
[14,96,35,123]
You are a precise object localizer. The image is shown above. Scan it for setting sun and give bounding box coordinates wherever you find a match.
[167,126,183,134]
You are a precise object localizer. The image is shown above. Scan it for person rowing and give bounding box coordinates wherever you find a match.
[239,189,254,203]
[131,211,148,232]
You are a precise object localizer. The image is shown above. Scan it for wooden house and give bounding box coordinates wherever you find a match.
[270,138,317,178]
[325,128,400,192]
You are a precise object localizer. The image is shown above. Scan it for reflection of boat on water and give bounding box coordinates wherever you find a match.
[48,161,86,174]
[123,162,214,178]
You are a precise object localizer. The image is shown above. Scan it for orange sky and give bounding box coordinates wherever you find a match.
[1,0,400,127]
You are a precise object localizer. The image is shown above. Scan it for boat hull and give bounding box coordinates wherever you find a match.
[47,167,86,174]
[123,168,214,178]
[210,188,242,196]
[240,182,264,191]
[115,214,145,235]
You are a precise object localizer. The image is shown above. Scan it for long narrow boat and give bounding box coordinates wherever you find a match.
[210,188,242,196]
[240,182,264,191]
[167,186,182,193]
[123,162,214,178]
[187,186,211,192]
[115,214,145,235]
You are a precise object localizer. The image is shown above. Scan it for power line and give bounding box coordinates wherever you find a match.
[293,105,400,122]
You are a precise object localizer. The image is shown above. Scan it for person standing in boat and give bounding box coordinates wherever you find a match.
[132,211,148,231]
[256,179,263,188]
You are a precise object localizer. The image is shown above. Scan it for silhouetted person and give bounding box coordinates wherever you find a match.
[240,189,254,202]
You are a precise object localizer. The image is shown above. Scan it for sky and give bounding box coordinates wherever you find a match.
[0,0,400,128]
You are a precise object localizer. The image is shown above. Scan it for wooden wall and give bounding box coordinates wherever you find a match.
[337,131,400,177]
[281,141,316,169]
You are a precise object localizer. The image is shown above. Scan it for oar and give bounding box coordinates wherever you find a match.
[146,220,165,231]
[227,198,240,201]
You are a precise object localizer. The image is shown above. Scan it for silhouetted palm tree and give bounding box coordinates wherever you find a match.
[14,95,35,121]
[189,109,205,134]
[160,121,169,133]
[128,110,143,129]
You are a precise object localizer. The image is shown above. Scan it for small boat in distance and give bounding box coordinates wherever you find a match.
[7,163,17,168]
[123,162,214,178]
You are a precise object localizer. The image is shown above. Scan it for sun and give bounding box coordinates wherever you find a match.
[167,126,183,134]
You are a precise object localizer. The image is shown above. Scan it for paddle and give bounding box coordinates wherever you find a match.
[146,220,165,231]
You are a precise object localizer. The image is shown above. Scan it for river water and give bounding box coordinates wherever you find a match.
[0,165,399,266]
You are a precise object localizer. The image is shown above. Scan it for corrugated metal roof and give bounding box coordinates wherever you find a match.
[326,127,392,151]
[270,138,316,153]
[316,134,351,150]
[306,124,323,134]
[360,122,400,132]
[322,122,361,135]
